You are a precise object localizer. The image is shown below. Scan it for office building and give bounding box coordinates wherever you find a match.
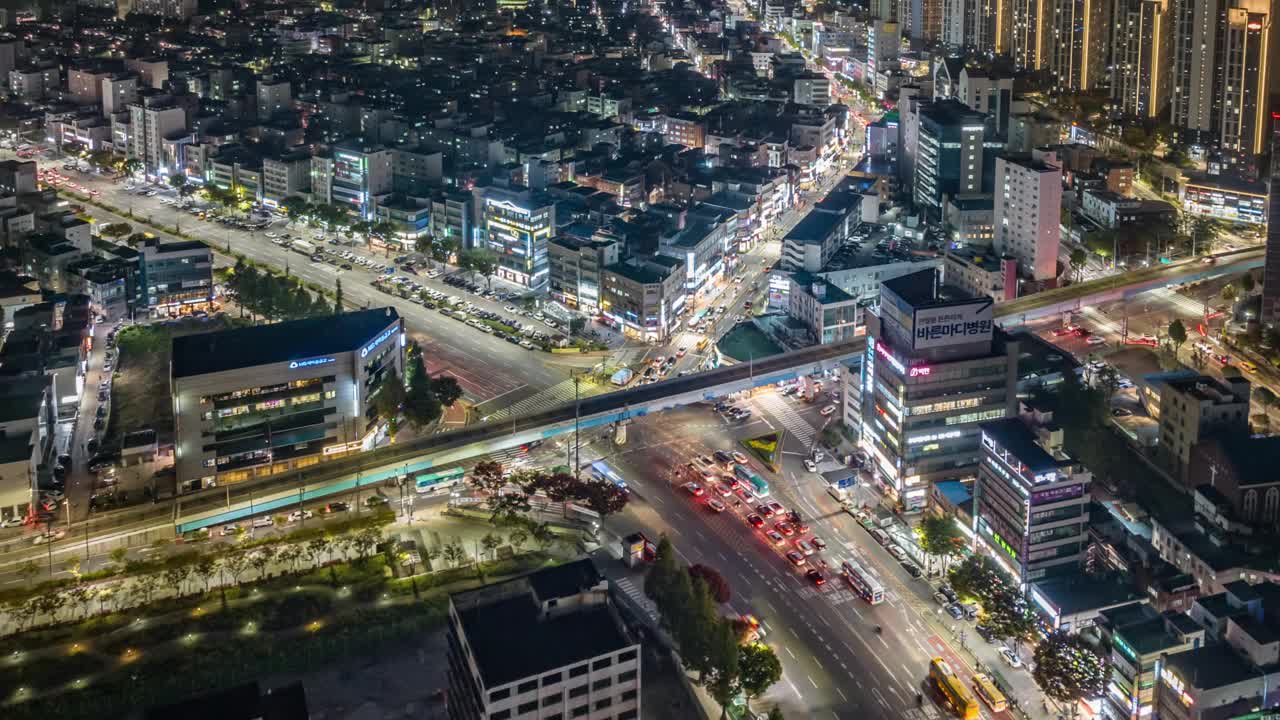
[867,21,900,84]
[483,186,556,290]
[781,208,844,272]
[262,151,312,208]
[956,67,1015,135]
[1170,0,1273,157]
[101,73,138,116]
[1264,115,1280,326]
[549,235,620,315]
[943,249,1016,302]
[1097,604,1204,720]
[447,559,641,720]
[992,153,1062,282]
[139,239,213,317]
[974,418,1092,586]
[601,256,686,344]
[170,308,404,492]
[1111,0,1174,119]
[329,141,392,220]
[255,78,291,121]
[1179,172,1268,224]
[793,74,831,107]
[1048,0,1108,91]
[1148,373,1250,486]
[859,269,1019,511]
[913,100,993,216]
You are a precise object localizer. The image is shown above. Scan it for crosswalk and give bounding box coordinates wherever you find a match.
[485,445,529,470]
[485,379,588,423]
[612,576,659,622]
[754,393,816,447]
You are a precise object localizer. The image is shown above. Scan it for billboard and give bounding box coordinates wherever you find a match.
[912,298,993,350]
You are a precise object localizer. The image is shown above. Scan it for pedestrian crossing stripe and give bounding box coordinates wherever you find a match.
[755,394,816,446]
[486,379,585,423]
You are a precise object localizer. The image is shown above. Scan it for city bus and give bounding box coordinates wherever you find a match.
[591,460,629,493]
[840,559,885,605]
[414,466,465,493]
[732,464,770,497]
[971,673,1008,713]
[929,658,979,720]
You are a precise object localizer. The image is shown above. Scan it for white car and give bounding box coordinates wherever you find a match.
[251,516,273,529]
[803,458,818,472]
[820,404,837,417]
[287,510,314,523]
[707,498,727,513]
[1086,335,1107,345]
[999,647,1022,668]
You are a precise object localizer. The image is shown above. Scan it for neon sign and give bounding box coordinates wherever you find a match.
[875,341,906,374]
[908,366,931,377]
[288,357,335,370]
[361,326,397,358]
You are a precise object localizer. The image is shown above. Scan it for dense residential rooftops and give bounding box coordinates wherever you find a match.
[171,307,401,378]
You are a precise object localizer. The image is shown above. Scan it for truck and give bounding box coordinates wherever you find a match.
[290,239,316,256]
[610,368,634,386]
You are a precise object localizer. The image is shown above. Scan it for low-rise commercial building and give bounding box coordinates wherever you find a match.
[170,308,404,492]
[1097,604,1204,720]
[139,239,213,317]
[943,249,1017,303]
[600,256,686,344]
[549,235,620,315]
[787,272,860,345]
[1147,373,1250,487]
[447,559,640,720]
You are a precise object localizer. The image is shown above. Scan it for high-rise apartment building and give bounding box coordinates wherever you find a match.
[867,20,900,81]
[1170,0,1273,157]
[1048,0,1109,90]
[859,269,1019,512]
[127,98,188,178]
[974,418,1092,586]
[1111,0,1174,118]
[329,141,392,220]
[1009,0,1050,70]
[1263,113,1280,326]
[942,0,1006,53]
[992,153,1062,282]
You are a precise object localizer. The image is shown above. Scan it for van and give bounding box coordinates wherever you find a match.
[870,528,890,545]
[252,516,273,529]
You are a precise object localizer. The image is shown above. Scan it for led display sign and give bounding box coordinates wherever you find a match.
[361,326,398,358]
[875,341,906,374]
[289,357,335,370]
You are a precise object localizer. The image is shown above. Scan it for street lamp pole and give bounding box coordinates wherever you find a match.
[573,373,582,479]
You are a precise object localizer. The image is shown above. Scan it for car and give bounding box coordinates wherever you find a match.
[794,539,815,555]
[933,591,950,605]
[767,501,785,515]
[805,568,826,586]
[695,455,715,468]
[746,514,765,528]
[887,544,907,561]
[682,481,705,497]
[765,530,786,545]
[251,516,273,529]
[939,585,958,603]
[755,503,775,518]
[1052,326,1073,337]
[322,501,350,514]
[975,624,996,643]
[803,458,817,472]
[870,528,890,545]
[784,550,807,566]
[1240,360,1258,372]
[287,510,315,523]
[707,498,727,513]
[713,450,733,466]
[999,647,1022,668]
[810,536,826,551]
[1111,407,1133,417]
[1072,327,1092,337]
[774,521,795,536]
[902,562,923,578]
[220,524,240,537]
[1086,335,1107,345]
[732,451,748,465]
[945,603,965,620]
[715,482,734,497]
[820,404,836,417]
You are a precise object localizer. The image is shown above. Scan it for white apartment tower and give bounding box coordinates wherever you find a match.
[993,153,1062,282]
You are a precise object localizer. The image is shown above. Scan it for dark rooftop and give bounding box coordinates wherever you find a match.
[171,307,401,378]
[980,418,1060,472]
[1163,645,1264,690]
[528,558,603,601]
[881,268,939,305]
[456,595,632,689]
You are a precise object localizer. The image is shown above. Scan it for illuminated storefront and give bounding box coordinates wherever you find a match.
[484,189,555,289]
[1180,176,1267,225]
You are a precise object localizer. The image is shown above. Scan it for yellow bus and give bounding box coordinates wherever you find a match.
[972,673,1008,713]
[929,658,979,720]
[696,338,710,352]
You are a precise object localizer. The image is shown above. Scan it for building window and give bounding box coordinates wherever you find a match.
[569,664,588,678]
[543,692,563,707]
[568,685,588,699]
[571,705,589,718]
[592,657,613,671]
[517,701,537,714]
[617,670,637,683]
[592,678,612,691]
[492,711,511,720]
[594,697,612,711]
[488,688,511,702]
[517,680,538,694]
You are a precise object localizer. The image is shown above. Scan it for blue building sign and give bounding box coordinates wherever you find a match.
[289,357,335,370]
[360,326,397,358]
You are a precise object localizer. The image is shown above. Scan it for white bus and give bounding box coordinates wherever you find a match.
[841,558,885,605]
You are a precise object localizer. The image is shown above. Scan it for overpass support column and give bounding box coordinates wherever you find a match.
[613,419,630,446]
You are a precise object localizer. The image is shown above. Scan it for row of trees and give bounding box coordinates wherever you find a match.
[97,222,150,247]
[645,537,784,718]
[226,257,334,321]
[468,460,630,523]
[6,522,386,635]
[372,341,463,432]
[946,555,1108,709]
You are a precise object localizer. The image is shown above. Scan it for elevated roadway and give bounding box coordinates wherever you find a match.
[995,247,1263,325]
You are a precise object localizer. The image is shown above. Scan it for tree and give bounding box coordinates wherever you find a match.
[645,535,681,604]
[1221,283,1238,305]
[99,222,132,240]
[248,547,276,580]
[1255,386,1278,408]
[688,564,732,604]
[167,172,188,194]
[125,232,149,247]
[108,547,129,569]
[163,565,191,596]
[916,515,967,572]
[470,461,508,495]
[578,479,629,517]
[1032,631,1108,706]
[194,554,218,593]
[480,532,502,560]
[442,542,467,567]
[737,643,783,704]
[460,249,499,290]
[17,560,40,585]
[508,527,529,552]
[980,586,1039,644]
[1191,216,1221,254]
[1167,319,1188,354]
[373,369,406,428]
[946,554,1005,604]
[1241,271,1256,295]
[431,375,463,407]
[334,278,344,314]
[402,353,444,430]
[1068,247,1087,283]
[767,709,785,720]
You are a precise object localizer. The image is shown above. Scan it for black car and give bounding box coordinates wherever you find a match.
[975,624,996,644]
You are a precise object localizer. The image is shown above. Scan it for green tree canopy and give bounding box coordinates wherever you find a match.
[1167,319,1187,352]
[1032,631,1108,705]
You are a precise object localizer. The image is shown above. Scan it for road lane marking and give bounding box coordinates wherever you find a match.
[837,688,848,702]
[807,675,818,689]
[785,646,797,660]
